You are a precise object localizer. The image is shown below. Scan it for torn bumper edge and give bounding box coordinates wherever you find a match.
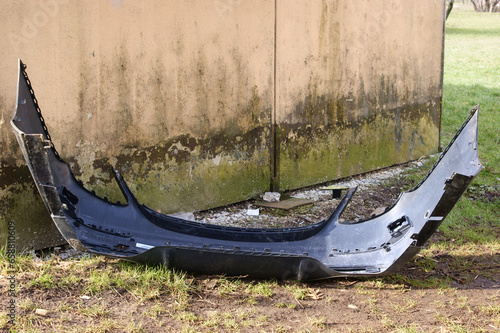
[11,59,482,280]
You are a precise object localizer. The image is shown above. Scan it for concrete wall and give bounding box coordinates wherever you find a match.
[0,0,445,249]
[275,0,444,189]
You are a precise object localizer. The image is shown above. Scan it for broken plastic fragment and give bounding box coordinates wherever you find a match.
[263,192,281,202]
[11,59,482,280]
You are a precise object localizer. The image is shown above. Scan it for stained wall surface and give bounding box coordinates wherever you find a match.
[0,0,445,249]
[275,0,444,189]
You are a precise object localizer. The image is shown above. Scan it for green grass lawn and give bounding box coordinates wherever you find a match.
[439,10,500,244]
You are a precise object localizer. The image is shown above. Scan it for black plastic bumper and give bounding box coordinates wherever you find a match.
[11,59,482,280]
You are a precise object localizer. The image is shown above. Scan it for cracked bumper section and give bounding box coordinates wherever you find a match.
[11,59,482,280]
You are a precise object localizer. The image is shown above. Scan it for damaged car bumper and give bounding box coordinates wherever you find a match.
[11,60,482,280]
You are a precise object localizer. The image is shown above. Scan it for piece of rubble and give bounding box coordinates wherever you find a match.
[370,206,387,217]
[35,309,48,316]
[263,192,281,202]
[11,60,482,280]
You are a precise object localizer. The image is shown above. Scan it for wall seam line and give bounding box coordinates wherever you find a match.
[271,0,279,191]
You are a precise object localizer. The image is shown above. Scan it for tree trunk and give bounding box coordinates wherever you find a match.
[470,0,479,12]
[490,0,499,11]
[485,0,492,12]
[446,0,455,20]
[469,0,498,12]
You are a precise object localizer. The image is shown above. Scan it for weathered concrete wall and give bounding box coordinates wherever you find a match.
[275,0,444,189]
[0,0,275,249]
[0,0,445,249]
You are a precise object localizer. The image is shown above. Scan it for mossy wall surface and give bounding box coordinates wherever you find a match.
[0,0,445,249]
[277,101,440,190]
[274,0,444,190]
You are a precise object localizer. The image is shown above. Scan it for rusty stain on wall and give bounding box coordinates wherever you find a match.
[0,0,445,249]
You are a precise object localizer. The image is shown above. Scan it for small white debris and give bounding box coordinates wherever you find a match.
[370,206,386,216]
[212,154,222,166]
[35,308,48,316]
[80,295,91,300]
[263,192,281,202]
[246,208,260,216]
[347,304,358,310]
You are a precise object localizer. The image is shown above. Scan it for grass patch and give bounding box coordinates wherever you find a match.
[78,304,111,319]
[284,282,309,300]
[216,276,243,297]
[245,280,276,298]
[439,10,500,248]
[308,315,327,329]
[444,11,500,181]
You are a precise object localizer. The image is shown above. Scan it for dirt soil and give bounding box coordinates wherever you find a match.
[1,162,499,332]
[2,242,499,332]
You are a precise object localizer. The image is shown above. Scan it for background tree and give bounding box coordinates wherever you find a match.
[470,0,500,12]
